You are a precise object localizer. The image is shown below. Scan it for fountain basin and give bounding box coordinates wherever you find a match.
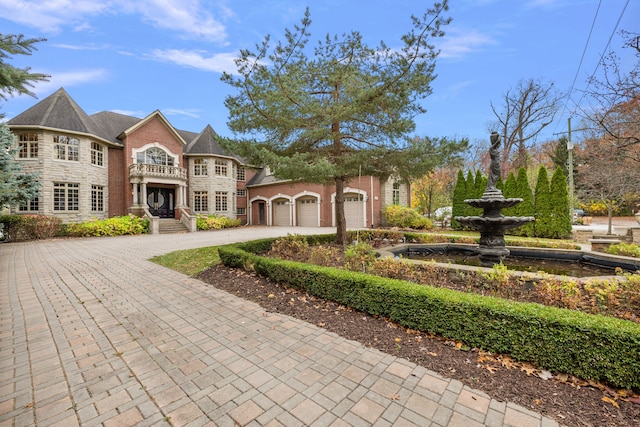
[378,243,640,281]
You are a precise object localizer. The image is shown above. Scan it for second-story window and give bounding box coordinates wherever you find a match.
[54,135,79,161]
[215,159,227,176]
[91,142,104,166]
[136,147,174,166]
[237,166,246,181]
[194,159,207,176]
[18,133,38,158]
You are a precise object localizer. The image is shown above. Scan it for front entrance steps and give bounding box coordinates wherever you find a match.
[158,218,189,234]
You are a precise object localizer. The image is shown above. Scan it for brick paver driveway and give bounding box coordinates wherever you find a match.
[0,227,558,426]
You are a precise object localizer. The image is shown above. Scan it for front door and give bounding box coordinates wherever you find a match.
[147,187,174,218]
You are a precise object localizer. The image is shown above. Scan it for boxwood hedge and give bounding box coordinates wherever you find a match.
[218,237,640,389]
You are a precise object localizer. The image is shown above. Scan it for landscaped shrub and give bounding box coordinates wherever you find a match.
[65,215,149,237]
[344,241,377,272]
[196,214,242,230]
[0,214,61,242]
[218,240,640,389]
[606,242,640,258]
[384,205,433,229]
[219,245,640,388]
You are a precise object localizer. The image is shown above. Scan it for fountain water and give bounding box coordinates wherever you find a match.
[455,132,534,266]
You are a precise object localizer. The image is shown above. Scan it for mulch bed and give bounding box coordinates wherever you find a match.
[196,264,640,427]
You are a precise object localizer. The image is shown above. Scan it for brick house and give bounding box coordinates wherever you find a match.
[7,88,410,231]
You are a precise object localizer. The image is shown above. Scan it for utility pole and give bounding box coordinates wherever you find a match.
[567,118,574,217]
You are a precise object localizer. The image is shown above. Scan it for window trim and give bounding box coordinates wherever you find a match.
[91,185,104,212]
[53,135,79,162]
[53,182,80,211]
[91,142,104,166]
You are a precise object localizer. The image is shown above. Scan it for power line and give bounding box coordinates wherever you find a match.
[571,0,630,115]
[554,0,602,134]
[553,0,630,136]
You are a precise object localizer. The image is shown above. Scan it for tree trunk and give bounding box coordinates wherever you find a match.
[335,177,347,245]
[607,201,613,236]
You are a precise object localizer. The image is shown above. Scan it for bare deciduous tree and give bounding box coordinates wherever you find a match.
[581,30,639,160]
[489,78,563,174]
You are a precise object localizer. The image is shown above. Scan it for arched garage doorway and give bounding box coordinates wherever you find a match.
[296,196,319,227]
[272,197,291,226]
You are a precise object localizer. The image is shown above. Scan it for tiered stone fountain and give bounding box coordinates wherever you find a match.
[455,132,535,267]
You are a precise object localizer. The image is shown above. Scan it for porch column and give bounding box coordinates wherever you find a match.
[141,183,148,208]
[132,183,139,205]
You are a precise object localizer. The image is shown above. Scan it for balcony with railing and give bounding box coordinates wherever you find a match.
[129,163,187,180]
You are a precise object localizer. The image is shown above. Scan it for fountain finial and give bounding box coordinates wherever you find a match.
[487,131,501,190]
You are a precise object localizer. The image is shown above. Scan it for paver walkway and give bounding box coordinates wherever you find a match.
[1,227,560,427]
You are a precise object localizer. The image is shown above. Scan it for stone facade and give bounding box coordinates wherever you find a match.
[8,88,411,228]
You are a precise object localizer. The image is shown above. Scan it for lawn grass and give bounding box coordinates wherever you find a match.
[150,246,220,276]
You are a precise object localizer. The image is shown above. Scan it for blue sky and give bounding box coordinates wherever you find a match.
[0,0,637,146]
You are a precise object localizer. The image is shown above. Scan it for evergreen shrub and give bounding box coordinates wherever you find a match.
[218,237,640,389]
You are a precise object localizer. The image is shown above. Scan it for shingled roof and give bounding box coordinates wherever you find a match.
[7,88,116,145]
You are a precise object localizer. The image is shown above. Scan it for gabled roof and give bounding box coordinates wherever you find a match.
[118,110,187,146]
[7,88,116,145]
[90,111,142,144]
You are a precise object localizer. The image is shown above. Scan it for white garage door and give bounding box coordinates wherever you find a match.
[272,200,290,226]
[297,198,318,227]
[344,194,365,228]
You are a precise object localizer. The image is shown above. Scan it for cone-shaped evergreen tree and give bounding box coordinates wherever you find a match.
[466,170,481,216]
[534,166,552,238]
[474,169,487,198]
[515,167,535,237]
[451,170,467,230]
[550,167,572,238]
[502,172,517,217]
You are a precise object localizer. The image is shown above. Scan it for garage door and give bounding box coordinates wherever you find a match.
[297,198,318,227]
[344,194,365,228]
[272,200,290,226]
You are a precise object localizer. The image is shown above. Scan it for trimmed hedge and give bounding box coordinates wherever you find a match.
[219,237,640,390]
[0,214,61,242]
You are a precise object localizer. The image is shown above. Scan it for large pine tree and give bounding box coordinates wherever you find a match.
[220,4,452,244]
[1,34,48,208]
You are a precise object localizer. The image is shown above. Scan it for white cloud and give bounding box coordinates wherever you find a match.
[33,69,109,96]
[0,0,108,33]
[0,0,228,42]
[149,49,238,74]
[163,108,202,119]
[438,28,497,59]
[110,109,145,118]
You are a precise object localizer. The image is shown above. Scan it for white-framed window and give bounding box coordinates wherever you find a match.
[136,147,174,166]
[237,166,245,181]
[19,197,39,212]
[193,158,207,176]
[91,185,104,211]
[54,135,79,161]
[91,142,104,166]
[194,191,208,212]
[237,189,246,197]
[236,207,246,215]
[392,182,401,205]
[215,159,227,176]
[53,183,79,211]
[215,191,228,211]
[18,133,38,158]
